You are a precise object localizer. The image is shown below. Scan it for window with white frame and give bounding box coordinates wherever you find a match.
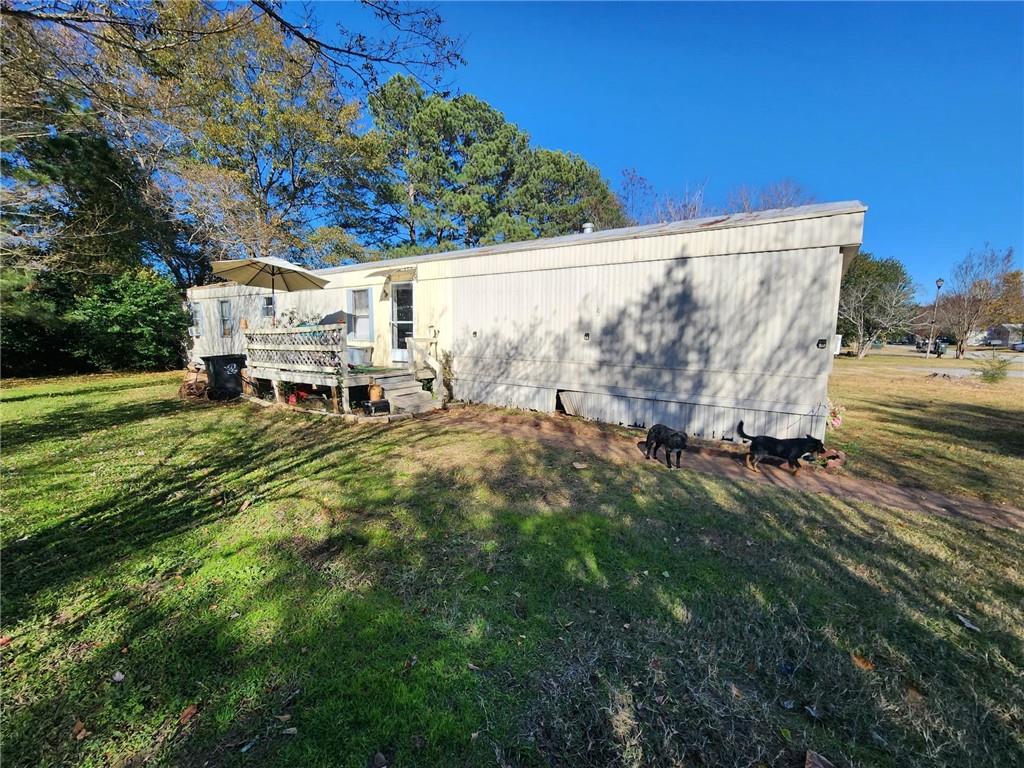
[261,295,275,319]
[187,302,202,337]
[348,288,372,340]
[218,299,232,337]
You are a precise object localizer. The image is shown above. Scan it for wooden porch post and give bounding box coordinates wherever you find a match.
[330,385,341,414]
[340,332,352,414]
[271,379,283,404]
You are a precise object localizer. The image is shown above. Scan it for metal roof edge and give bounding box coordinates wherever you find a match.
[314,200,867,276]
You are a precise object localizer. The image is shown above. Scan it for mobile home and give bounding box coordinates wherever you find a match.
[186,201,866,438]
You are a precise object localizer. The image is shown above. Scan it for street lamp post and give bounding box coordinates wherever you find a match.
[925,277,944,360]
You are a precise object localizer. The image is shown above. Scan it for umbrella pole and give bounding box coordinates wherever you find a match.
[271,271,276,326]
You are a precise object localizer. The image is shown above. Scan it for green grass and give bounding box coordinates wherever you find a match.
[2,372,1023,767]
[829,354,1024,505]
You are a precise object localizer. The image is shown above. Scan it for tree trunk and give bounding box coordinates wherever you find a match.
[406,179,416,245]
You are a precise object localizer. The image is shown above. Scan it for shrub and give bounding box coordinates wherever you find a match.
[976,352,1012,384]
[69,269,188,370]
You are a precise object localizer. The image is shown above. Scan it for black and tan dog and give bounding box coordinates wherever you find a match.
[645,424,688,468]
[736,421,824,475]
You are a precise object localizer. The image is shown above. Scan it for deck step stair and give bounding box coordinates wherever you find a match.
[374,372,440,415]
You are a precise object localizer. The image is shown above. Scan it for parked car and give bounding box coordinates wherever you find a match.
[915,340,947,356]
[984,338,1007,347]
[1011,341,1024,352]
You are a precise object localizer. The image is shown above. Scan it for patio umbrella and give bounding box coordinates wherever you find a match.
[211,257,329,323]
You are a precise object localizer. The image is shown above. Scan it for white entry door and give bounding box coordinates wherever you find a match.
[390,281,414,363]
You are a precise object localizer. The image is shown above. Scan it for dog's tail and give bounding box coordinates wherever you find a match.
[737,420,754,441]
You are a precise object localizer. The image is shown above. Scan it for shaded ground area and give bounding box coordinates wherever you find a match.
[2,372,1022,768]
[426,407,1024,531]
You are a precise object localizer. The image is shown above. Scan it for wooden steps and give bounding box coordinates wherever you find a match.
[374,372,440,415]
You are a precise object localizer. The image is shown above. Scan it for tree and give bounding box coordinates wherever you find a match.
[725,179,815,213]
[503,149,628,238]
[990,270,1024,342]
[0,268,81,376]
[939,245,1014,358]
[0,1,463,91]
[837,252,917,358]
[1,0,463,280]
[616,173,814,225]
[348,75,625,254]
[165,12,375,265]
[618,169,709,224]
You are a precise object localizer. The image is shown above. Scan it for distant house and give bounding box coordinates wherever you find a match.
[186,201,866,439]
[986,324,1024,345]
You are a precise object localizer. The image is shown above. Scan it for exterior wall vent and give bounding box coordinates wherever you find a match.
[582,222,595,234]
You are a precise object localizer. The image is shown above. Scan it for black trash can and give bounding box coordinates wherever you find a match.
[201,355,247,397]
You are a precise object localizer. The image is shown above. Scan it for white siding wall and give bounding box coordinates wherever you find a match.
[185,205,862,439]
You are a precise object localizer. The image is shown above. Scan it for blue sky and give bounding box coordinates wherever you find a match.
[322,2,1023,294]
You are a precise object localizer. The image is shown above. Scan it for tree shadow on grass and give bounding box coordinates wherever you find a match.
[4,408,1023,768]
[854,397,1024,459]
[0,375,179,405]
[0,396,190,452]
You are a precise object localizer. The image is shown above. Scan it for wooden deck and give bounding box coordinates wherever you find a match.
[242,324,438,414]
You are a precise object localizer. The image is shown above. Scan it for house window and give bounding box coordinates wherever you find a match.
[348,288,372,340]
[187,302,202,337]
[261,295,275,319]
[219,300,232,337]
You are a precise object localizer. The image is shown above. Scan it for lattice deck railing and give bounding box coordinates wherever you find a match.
[244,324,348,374]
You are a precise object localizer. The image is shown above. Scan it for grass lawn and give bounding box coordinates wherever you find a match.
[2,371,1022,767]
[828,351,1024,505]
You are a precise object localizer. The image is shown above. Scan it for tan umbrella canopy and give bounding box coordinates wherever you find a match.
[211,257,329,322]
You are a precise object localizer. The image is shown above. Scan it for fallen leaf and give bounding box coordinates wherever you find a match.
[728,682,743,699]
[229,611,240,620]
[274,714,291,723]
[661,571,670,578]
[851,653,875,672]
[955,613,980,632]
[0,636,12,648]
[804,704,822,720]
[240,499,252,513]
[781,699,795,710]
[112,671,125,683]
[779,727,791,741]
[179,703,198,725]
[467,662,481,671]
[572,462,588,470]
[240,737,258,753]
[282,727,297,735]
[120,646,129,655]
[805,750,836,768]
[470,732,480,743]
[905,684,925,704]
[71,718,88,741]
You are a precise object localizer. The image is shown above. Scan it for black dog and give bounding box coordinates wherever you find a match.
[645,424,688,468]
[736,421,825,475]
